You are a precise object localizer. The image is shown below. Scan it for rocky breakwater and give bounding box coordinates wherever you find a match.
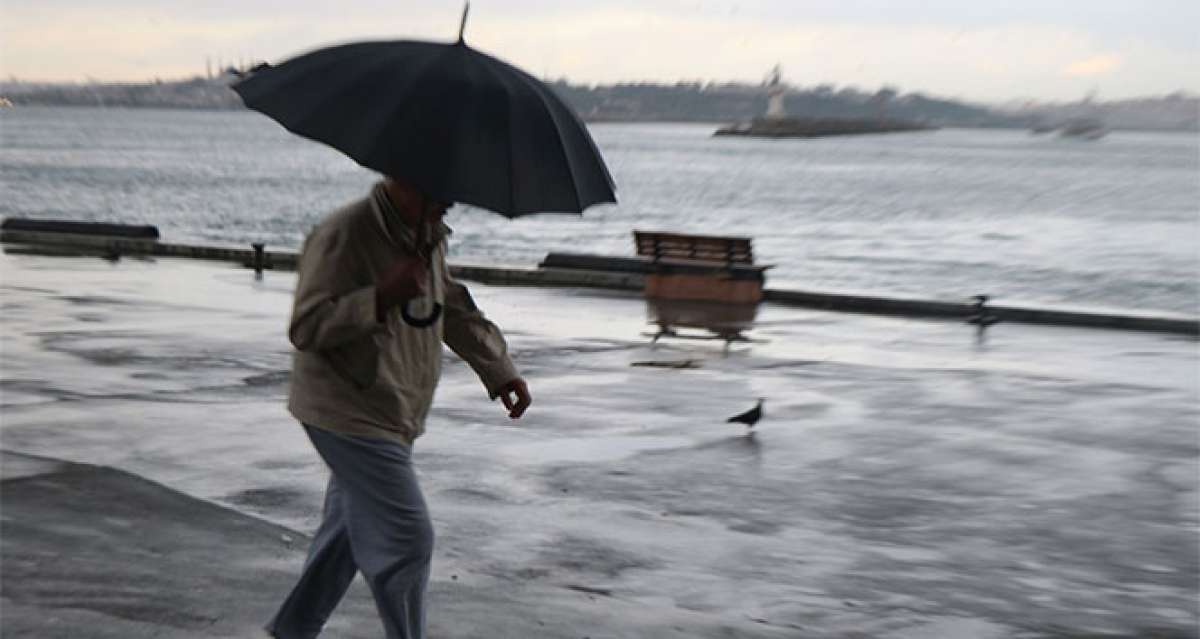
[715,116,937,138]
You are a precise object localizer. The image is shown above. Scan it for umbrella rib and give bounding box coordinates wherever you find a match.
[301,49,420,158]
[365,45,463,185]
[477,57,517,215]
[508,69,582,213]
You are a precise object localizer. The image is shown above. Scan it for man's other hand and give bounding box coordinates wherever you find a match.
[497,378,531,419]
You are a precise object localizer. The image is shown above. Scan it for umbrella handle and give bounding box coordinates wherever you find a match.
[401,301,443,328]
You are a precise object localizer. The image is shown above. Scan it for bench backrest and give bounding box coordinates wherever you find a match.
[634,231,754,265]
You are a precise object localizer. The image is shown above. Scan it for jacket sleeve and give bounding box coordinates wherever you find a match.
[441,261,519,398]
[288,224,387,352]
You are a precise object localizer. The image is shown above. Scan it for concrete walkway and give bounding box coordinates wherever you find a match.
[1,250,1196,638]
[1,447,802,638]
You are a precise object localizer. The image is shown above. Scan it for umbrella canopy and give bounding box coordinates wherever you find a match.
[232,38,616,217]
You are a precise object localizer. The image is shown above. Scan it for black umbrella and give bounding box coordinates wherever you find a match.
[231,7,616,218]
[233,7,616,326]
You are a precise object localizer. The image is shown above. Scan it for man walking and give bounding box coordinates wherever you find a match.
[266,177,531,639]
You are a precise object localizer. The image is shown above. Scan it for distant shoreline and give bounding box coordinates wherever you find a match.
[5,77,1196,132]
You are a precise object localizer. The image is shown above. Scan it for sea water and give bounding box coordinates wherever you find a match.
[1,106,1196,315]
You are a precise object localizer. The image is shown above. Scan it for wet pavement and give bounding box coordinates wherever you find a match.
[1,250,1197,638]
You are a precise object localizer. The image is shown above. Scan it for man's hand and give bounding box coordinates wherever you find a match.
[496,378,531,419]
[375,255,428,321]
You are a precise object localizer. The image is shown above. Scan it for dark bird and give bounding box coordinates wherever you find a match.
[727,398,764,428]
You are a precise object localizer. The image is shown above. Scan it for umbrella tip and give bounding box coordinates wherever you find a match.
[457,1,470,44]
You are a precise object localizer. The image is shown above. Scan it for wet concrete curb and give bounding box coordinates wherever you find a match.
[0,230,299,270]
[0,450,359,638]
[763,288,1200,336]
[3,229,1197,336]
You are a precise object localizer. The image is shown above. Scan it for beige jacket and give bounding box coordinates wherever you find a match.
[287,183,518,444]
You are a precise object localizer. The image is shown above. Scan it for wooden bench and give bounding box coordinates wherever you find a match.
[634,230,769,304]
[635,231,755,265]
[634,230,771,347]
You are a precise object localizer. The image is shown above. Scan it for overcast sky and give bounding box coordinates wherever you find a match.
[2,1,1196,102]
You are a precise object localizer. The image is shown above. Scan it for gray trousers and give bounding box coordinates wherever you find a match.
[267,425,433,639]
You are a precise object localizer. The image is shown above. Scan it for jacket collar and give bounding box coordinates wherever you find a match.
[370,182,451,250]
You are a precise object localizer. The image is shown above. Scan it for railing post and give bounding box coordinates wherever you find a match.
[251,242,265,275]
